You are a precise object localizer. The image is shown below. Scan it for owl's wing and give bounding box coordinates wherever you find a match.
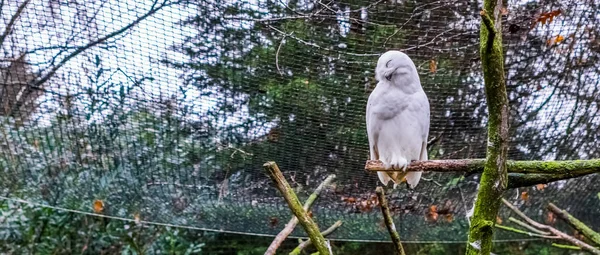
[403,93,430,188]
[366,87,394,185]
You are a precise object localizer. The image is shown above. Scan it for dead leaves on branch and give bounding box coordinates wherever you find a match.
[341,194,379,212]
[425,200,455,223]
[93,199,105,213]
[532,10,562,29]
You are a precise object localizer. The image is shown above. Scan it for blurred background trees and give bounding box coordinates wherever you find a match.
[1,0,599,253]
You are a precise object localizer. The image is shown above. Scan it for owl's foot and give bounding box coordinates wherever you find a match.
[392,158,409,172]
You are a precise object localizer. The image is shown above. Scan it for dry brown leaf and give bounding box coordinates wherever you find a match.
[533,10,562,28]
[545,211,556,225]
[445,214,454,223]
[269,217,279,227]
[520,191,529,201]
[536,184,547,190]
[429,59,437,73]
[134,213,141,224]
[496,216,503,225]
[341,196,356,203]
[547,35,565,46]
[93,199,104,213]
[425,205,439,222]
[501,7,509,16]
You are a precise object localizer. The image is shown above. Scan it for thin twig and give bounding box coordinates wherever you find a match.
[376,187,406,255]
[508,217,551,236]
[495,224,560,239]
[551,243,582,250]
[275,33,291,76]
[263,162,332,255]
[289,220,343,255]
[0,0,30,47]
[265,174,336,255]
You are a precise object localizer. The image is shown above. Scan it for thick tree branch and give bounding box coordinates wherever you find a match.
[366,160,598,188]
[366,159,600,174]
[506,172,594,188]
[548,203,600,246]
[265,174,336,255]
[376,187,406,255]
[263,162,331,255]
[466,0,510,253]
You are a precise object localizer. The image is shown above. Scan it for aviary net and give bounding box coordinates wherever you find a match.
[1,0,598,242]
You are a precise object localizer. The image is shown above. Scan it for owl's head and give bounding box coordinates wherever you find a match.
[375,50,419,84]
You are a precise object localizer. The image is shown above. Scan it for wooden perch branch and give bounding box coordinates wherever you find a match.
[376,187,406,255]
[263,162,332,255]
[266,174,336,255]
[365,160,600,187]
[289,220,343,255]
[548,203,600,246]
[501,199,600,255]
[365,159,600,174]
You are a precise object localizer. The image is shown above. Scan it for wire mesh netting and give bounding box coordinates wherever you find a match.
[1,0,599,243]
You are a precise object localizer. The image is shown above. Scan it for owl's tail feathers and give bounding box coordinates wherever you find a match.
[378,171,405,188]
[404,171,423,189]
[378,171,422,189]
[377,172,393,186]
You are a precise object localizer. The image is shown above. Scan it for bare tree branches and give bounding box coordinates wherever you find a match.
[547,203,600,246]
[0,0,30,48]
[5,0,176,117]
[500,199,600,255]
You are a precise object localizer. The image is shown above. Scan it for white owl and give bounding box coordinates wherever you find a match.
[366,50,430,189]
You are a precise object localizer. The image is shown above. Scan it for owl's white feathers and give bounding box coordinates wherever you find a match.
[366,50,430,189]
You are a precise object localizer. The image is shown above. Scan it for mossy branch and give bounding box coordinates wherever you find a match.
[552,243,583,250]
[266,174,336,255]
[263,162,332,255]
[466,0,509,254]
[365,159,600,188]
[479,9,496,42]
[365,159,600,175]
[376,187,406,255]
[548,203,600,246]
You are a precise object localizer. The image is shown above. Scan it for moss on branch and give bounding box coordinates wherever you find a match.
[263,162,332,255]
[266,174,336,255]
[366,159,600,175]
[466,1,510,254]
